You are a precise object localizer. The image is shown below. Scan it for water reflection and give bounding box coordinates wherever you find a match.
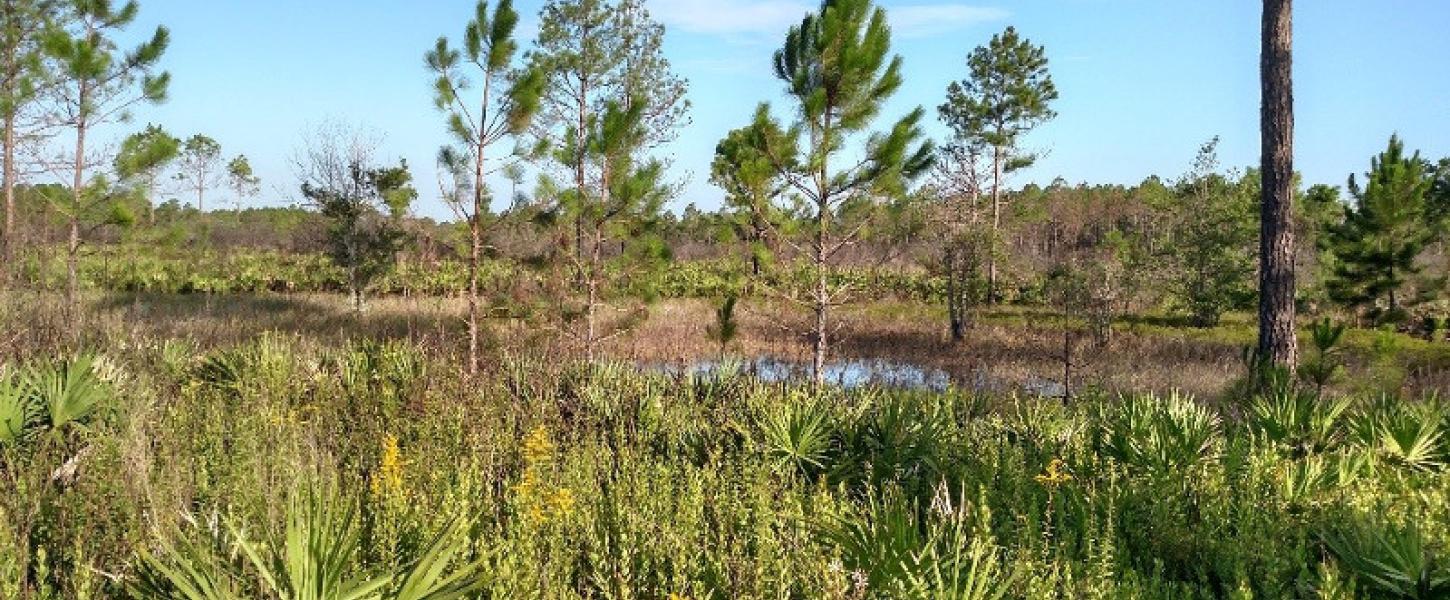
[645,356,1068,397]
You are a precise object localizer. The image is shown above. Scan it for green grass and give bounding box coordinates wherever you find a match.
[2,327,1449,599]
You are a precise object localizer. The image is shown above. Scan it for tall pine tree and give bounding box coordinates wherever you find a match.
[938,26,1057,304]
[1258,0,1297,366]
[45,0,169,316]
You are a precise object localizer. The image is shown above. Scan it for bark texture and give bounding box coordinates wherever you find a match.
[1258,0,1297,367]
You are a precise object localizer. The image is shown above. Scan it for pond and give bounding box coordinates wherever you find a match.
[644,355,1068,397]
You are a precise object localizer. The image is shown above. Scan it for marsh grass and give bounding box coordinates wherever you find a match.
[3,290,1449,598]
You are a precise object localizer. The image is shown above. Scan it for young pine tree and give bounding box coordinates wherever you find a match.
[572,98,671,359]
[531,0,685,360]
[710,119,785,277]
[748,0,933,385]
[1325,135,1436,324]
[45,0,169,316]
[303,159,417,313]
[425,0,543,375]
[114,123,179,226]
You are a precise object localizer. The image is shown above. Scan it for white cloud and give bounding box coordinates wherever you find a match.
[889,4,1010,39]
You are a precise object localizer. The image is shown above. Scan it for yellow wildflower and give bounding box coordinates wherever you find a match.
[1035,458,1073,487]
[513,425,577,526]
[369,434,405,498]
[522,425,555,467]
[549,487,576,518]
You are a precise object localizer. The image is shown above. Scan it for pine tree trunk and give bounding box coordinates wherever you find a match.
[988,146,1002,304]
[946,247,966,342]
[3,110,15,286]
[468,219,481,375]
[67,117,86,320]
[574,80,588,268]
[1258,0,1297,367]
[812,122,832,388]
[813,222,828,387]
[467,77,491,377]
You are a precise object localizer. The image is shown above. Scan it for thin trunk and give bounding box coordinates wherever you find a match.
[586,219,602,362]
[146,173,156,226]
[583,155,612,362]
[67,118,85,320]
[3,110,15,285]
[467,74,492,377]
[813,217,827,386]
[574,78,588,267]
[467,220,480,374]
[812,118,831,387]
[947,248,965,342]
[1062,330,1074,401]
[1258,0,1297,367]
[987,146,1002,304]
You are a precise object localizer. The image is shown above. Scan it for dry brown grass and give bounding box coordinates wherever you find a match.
[3,290,1443,400]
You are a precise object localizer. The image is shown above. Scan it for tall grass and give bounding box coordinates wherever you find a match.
[1,331,1448,598]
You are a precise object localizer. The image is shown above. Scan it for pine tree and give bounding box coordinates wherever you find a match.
[711,119,784,277]
[939,26,1057,304]
[749,0,933,385]
[531,0,685,360]
[1325,135,1435,323]
[531,0,687,265]
[1,0,59,283]
[175,134,221,211]
[1259,0,1297,366]
[45,0,170,316]
[114,123,178,225]
[225,154,260,212]
[426,0,543,375]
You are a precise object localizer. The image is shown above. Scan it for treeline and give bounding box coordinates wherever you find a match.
[2,0,1447,374]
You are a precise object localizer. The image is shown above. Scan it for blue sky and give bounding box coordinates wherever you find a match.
[108,0,1450,220]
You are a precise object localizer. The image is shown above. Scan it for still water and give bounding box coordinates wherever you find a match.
[645,356,1067,397]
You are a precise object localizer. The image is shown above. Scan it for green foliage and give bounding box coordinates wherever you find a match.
[0,352,110,448]
[0,373,38,446]
[3,327,1449,598]
[1162,138,1258,327]
[821,487,1016,599]
[939,25,1057,164]
[1248,386,1351,457]
[756,392,833,478]
[705,295,739,354]
[303,161,417,310]
[115,124,181,187]
[226,155,260,203]
[1326,135,1438,323]
[1323,516,1450,599]
[1300,318,1349,395]
[747,0,934,381]
[1099,391,1221,478]
[131,490,488,600]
